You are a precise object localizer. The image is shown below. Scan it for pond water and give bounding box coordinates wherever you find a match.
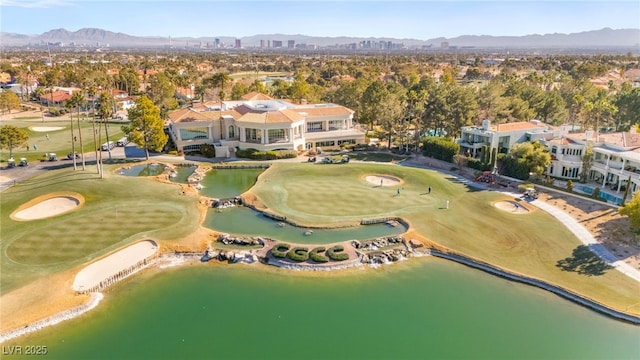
[198,168,264,198]
[7,261,639,359]
[169,166,196,184]
[204,206,406,244]
[117,164,166,177]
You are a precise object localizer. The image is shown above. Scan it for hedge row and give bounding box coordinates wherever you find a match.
[271,244,349,262]
[271,244,290,258]
[287,247,310,262]
[310,247,328,263]
[235,148,298,160]
[327,245,349,261]
[422,137,459,163]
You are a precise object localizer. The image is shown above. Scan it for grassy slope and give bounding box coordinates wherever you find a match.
[252,163,640,314]
[0,164,200,293]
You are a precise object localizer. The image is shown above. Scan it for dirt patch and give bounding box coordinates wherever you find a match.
[364,175,403,186]
[494,200,530,214]
[11,192,84,221]
[537,192,640,271]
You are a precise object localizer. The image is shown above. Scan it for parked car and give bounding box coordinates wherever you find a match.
[101,141,115,151]
[117,137,129,147]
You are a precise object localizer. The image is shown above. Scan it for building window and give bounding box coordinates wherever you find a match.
[179,127,208,140]
[183,144,202,152]
[328,120,345,131]
[316,140,335,147]
[338,139,356,145]
[307,122,323,132]
[245,128,262,143]
[268,129,287,143]
[228,125,235,138]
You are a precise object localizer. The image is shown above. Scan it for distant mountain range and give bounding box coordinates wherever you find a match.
[1,27,639,49]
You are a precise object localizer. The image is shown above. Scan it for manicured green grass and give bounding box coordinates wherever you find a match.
[0,165,200,292]
[349,152,408,162]
[0,118,126,163]
[252,163,640,313]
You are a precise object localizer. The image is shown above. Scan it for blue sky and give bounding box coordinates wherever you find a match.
[1,1,639,39]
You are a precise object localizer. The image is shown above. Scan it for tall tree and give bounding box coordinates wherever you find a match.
[206,72,232,101]
[70,91,86,170]
[288,73,310,104]
[147,72,178,115]
[0,125,29,159]
[613,83,640,131]
[0,91,21,115]
[619,192,640,236]
[123,96,168,160]
[65,95,78,170]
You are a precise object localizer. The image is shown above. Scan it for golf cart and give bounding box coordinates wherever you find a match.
[523,188,539,200]
[48,153,58,161]
[7,158,16,168]
[19,158,28,166]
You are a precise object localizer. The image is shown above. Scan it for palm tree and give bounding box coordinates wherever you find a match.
[70,91,86,170]
[65,96,77,170]
[87,83,100,174]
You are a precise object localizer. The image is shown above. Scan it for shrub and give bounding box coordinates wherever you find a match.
[287,247,309,262]
[235,148,297,160]
[200,144,216,158]
[327,245,349,261]
[271,243,290,258]
[422,137,459,163]
[566,180,573,192]
[592,187,600,199]
[466,157,492,171]
[309,247,328,263]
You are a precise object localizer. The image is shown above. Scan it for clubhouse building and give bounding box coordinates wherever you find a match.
[167,93,365,156]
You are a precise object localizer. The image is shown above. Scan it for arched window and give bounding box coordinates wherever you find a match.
[228,125,235,138]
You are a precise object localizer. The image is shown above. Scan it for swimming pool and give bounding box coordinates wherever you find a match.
[575,185,623,205]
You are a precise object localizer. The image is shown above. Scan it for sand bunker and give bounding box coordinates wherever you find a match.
[72,240,158,292]
[30,126,64,132]
[12,194,83,220]
[365,175,402,186]
[494,201,530,214]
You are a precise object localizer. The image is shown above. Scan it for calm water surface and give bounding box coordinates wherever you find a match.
[7,260,639,360]
[204,206,406,244]
[198,168,264,198]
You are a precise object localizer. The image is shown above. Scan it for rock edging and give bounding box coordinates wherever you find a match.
[0,293,104,344]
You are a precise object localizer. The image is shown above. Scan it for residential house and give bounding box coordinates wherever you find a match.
[458,120,559,159]
[544,128,640,201]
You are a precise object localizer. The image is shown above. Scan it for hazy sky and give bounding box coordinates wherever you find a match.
[1,0,639,39]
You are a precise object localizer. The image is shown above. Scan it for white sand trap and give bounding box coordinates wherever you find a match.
[12,196,81,220]
[73,240,158,291]
[30,126,64,132]
[365,175,402,186]
[495,201,530,214]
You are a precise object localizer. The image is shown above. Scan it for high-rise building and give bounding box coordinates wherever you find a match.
[272,40,283,48]
[235,39,242,48]
[260,40,266,48]
[215,38,220,48]
[287,40,295,49]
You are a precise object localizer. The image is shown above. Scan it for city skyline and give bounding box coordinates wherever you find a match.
[1,0,639,40]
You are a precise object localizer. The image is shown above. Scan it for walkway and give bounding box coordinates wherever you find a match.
[403,156,640,283]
